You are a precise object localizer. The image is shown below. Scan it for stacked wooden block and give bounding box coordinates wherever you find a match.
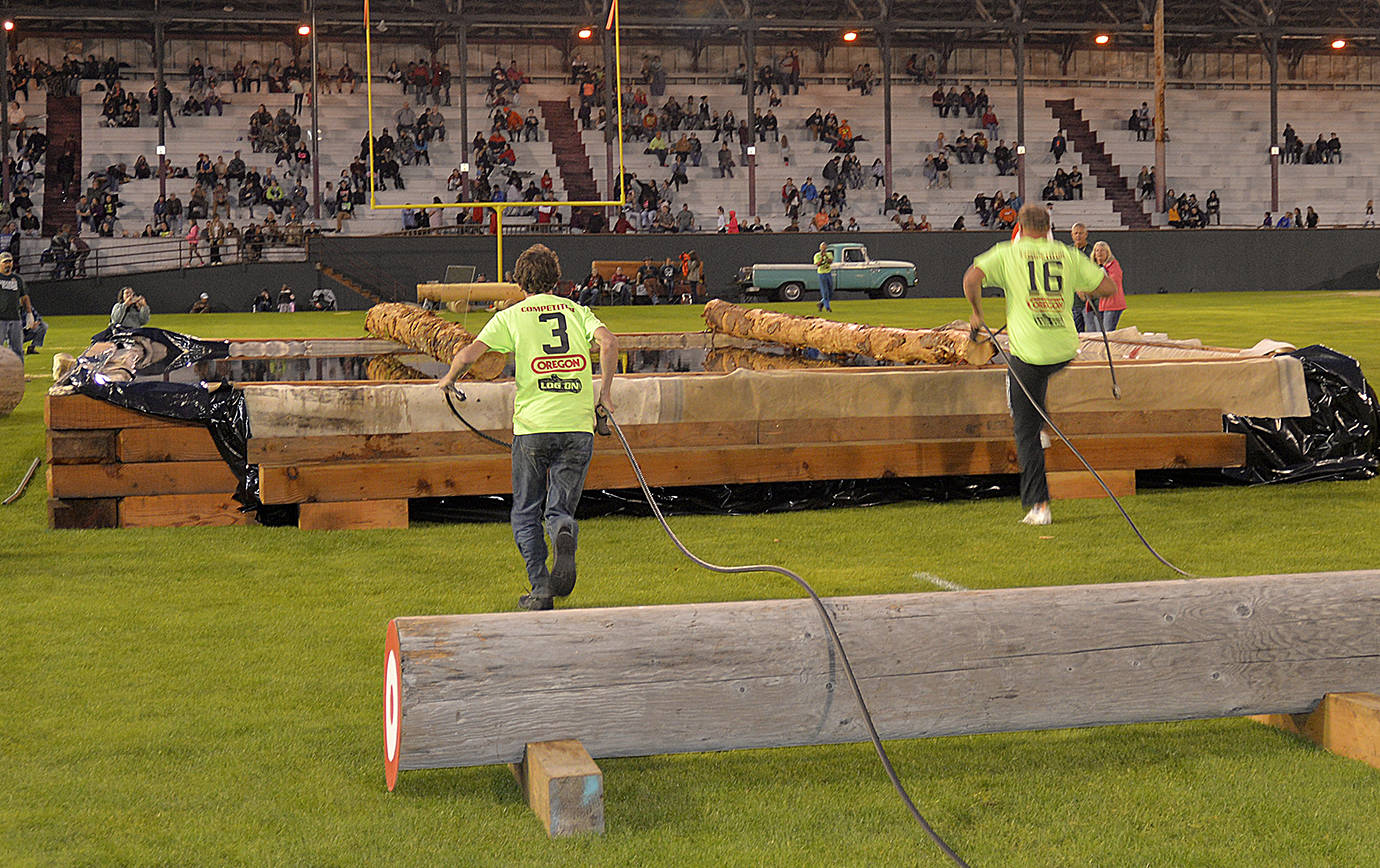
[46,389,1245,529]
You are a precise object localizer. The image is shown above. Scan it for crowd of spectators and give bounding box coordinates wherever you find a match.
[1259,204,1320,229]
[1281,124,1342,165]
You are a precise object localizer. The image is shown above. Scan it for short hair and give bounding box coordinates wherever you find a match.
[1017,203,1050,236]
[512,244,561,293]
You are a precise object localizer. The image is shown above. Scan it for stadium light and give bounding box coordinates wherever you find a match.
[842,30,858,42]
[577,27,594,40]
[298,24,312,36]
[1094,34,1110,45]
[1331,38,1347,49]
[2,20,14,31]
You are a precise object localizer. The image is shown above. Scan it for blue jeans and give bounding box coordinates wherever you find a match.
[819,271,834,309]
[23,318,46,349]
[510,432,594,596]
[1095,309,1122,331]
[1,320,22,358]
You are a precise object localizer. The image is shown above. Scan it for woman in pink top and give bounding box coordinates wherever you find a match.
[1090,240,1126,331]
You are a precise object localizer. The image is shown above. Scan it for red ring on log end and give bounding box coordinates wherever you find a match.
[384,619,403,791]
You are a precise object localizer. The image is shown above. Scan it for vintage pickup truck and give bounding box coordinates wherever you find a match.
[736,243,918,302]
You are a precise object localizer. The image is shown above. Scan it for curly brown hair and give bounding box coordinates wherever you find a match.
[512,243,561,293]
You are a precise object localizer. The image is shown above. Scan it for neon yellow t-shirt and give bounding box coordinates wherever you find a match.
[972,237,1106,365]
[814,250,834,273]
[476,294,606,435]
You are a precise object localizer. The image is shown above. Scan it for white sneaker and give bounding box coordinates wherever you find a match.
[1021,504,1052,525]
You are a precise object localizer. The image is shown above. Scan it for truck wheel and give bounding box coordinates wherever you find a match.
[778,282,805,302]
[880,276,908,299]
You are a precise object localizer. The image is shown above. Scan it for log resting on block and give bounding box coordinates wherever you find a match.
[382,570,1380,788]
[363,303,507,380]
[416,282,525,305]
[702,299,993,366]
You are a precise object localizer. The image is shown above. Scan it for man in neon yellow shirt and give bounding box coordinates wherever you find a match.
[813,241,834,311]
[963,204,1115,526]
[439,244,619,609]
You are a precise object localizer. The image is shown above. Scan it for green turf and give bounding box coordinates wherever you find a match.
[2,293,1378,866]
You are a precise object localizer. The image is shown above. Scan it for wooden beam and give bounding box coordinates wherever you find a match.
[48,461,239,499]
[117,427,223,463]
[508,740,604,836]
[299,499,409,530]
[384,571,1380,774]
[259,434,1244,504]
[46,395,185,430]
[118,494,255,528]
[47,497,119,529]
[1047,469,1135,500]
[46,430,117,465]
[1253,693,1380,771]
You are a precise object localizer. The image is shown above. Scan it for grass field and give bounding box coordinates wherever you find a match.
[2,292,1378,866]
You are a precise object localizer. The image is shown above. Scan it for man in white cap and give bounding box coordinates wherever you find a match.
[0,252,34,358]
[190,292,212,313]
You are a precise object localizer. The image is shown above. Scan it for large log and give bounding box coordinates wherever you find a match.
[363,303,507,380]
[383,571,1380,788]
[702,299,991,365]
[0,347,22,416]
[416,282,525,305]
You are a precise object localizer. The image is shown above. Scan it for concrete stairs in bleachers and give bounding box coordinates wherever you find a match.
[1046,98,1151,229]
[41,93,81,236]
[538,98,601,226]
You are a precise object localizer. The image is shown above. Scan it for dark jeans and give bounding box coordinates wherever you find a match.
[511,431,594,596]
[1006,354,1070,508]
[1,320,22,357]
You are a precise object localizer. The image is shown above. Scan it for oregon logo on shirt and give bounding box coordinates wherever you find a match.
[532,354,588,374]
[537,374,583,393]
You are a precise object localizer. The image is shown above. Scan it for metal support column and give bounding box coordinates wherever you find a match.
[880,21,893,198]
[155,19,167,202]
[457,22,470,201]
[1014,26,1026,203]
[1153,0,1166,214]
[603,0,618,216]
[1268,31,1279,212]
[310,1,321,218]
[1,28,10,206]
[745,8,756,219]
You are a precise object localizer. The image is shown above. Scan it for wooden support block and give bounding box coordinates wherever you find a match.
[1048,470,1137,500]
[117,427,223,463]
[1252,692,1380,771]
[45,394,182,430]
[259,433,1244,505]
[299,499,409,530]
[46,430,118,465]
[509,740,604,837]
[47,497,119,529]
[47,461,239,499]
[119,494,256,528]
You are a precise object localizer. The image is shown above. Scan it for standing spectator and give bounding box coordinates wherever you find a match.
[0,252,33,359]
[1089,241,1126,332]
[1050,131,1067,164]
[186,219,206,266]
[813,242,834,312]
[717,142,735,178]
[289,74,305,114]
[110,287,151,329]
[1206,191,1221,225]
[276,284,296,312]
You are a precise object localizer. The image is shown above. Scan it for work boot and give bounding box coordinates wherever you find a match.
[550,527,577,597]
[518,592,553,611]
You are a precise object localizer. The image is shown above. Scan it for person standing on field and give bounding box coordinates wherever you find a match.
[963,204,1115,526]
[814,241,835,312]
[437,244,619,611]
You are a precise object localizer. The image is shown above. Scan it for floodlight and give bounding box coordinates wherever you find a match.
[1094,34,1110,45]
[298,24,312,36]
[1331,38,1347,49]
[842,30,858,42]
[578,27,594,39]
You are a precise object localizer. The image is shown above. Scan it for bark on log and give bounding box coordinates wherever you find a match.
[702,346,837,373]
[0,347,23,416]
[383,571,1380,775]
[366,354,430,382]
[702,299,993,365]
[363,303,507,380]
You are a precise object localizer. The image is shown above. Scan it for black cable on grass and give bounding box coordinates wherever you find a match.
[981,323,1193,578]
[443,389,970,866]
[597,405,971,868]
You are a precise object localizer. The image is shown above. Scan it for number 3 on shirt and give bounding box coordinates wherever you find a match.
[1026,260,1064,295]
[539,311,570,354]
